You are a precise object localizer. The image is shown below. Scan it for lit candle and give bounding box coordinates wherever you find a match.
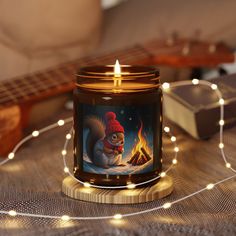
[74,61,162,187]
[114,59,122,87]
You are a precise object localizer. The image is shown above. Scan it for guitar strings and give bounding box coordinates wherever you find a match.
[0,48,147,105]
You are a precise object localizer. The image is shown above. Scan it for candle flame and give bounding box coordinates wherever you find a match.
[113,60,122,88]
[114,60,121,77]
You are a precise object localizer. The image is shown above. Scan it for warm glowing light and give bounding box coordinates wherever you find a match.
[114,60,121,77]
[174,147,179,152]
[102,96,112,100]
[192,79,199,85]
[226,163,231,168]
[84,182,91,188]
[160,172,166,178]
[114,60,122,87]
[163,202,172,209]
[172,159,177,165]
[58,120,65,126]
[131,121,151,156]
[219,143,224,149]
[32,130,39,137]
[171,136,176,142]
[164,126,170,133]
[64,167,69,173]
[66,134,72,140]
[113,214,122,220]
[206,183,214,190]
[8,152,15,160]
[162,82,170,90]
[127,183,136,189]
[61,215,70,221]
[219,99,225,105]
[211,84,218,90]
[219,120,224,126]
[8,210,17,216]
[61,150,67,155]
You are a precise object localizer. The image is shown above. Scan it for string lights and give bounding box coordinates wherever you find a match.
[0,79,235,222]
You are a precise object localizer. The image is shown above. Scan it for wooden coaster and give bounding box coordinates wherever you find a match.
[62,176,173,204]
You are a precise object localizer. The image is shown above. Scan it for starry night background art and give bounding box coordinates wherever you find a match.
[82,104,154,175]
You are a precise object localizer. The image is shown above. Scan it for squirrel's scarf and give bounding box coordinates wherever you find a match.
[103,139,123,153]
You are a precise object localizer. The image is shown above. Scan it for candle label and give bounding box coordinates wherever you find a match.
[79,103,160,175]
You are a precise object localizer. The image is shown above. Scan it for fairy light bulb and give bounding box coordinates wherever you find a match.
[61,150,67,155]
[83,182,91,188]
[211,84,218,90]
[163,202,172,209]
[61,215,70,221]
[172,159,177,165]
[219,120,224,126]
[206,183,214,190]
[219,98,225,105]
[192,79,199,85]
[113,214,122,220]
[162,82,170,90]
[32,130,39,137]
[8,152,15,160]
[160,172,166,178]
[174,147,179,152]
[219,143,224,149]
[127,183,136,189]
[64,167,69,173]
[171,136,176,142]
[58,120,65,126]
[226,163,231,168]
[164,126,170,133]
[8,210,17,216]
[66,134,72,140]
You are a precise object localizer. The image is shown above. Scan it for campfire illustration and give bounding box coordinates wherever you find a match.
[127,122,152,166]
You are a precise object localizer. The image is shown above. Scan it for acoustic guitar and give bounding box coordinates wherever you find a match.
[0,38,234,156]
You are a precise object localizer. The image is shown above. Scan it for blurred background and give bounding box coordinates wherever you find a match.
[1,0,236,80]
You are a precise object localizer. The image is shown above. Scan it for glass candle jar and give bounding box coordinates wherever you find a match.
[74,64,162,187]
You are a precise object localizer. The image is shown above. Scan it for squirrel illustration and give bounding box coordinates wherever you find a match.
[84,111,125,169]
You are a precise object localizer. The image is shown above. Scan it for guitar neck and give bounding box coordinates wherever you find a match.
[0,38,234,107]
[0,45,152,107]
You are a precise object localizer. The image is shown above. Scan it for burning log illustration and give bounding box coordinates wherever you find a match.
[127,122,152,166]
[141,147,151,161]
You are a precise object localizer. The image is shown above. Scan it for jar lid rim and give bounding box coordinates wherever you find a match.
[77,65,159,77]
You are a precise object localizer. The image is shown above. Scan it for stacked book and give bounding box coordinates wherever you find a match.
[163,73,236,139]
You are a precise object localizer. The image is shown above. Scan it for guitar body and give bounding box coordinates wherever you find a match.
[0,94,69,156]
[0,105,22,156]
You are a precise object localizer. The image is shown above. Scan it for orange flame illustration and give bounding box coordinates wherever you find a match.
[131,121,151,155]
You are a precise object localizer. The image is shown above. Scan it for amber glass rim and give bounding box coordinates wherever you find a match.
[77,65,159,78]
[76,65,160,93]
